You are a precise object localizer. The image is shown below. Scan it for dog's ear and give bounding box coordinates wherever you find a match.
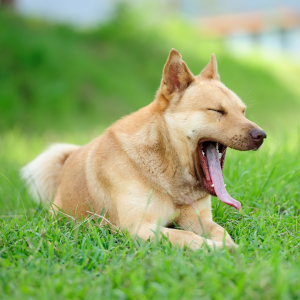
[160,49,195,100]
[199,54,219,80]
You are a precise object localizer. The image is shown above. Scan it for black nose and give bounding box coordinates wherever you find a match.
[250,129,267,146]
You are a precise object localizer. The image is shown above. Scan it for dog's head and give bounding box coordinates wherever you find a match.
[159,49,266,208]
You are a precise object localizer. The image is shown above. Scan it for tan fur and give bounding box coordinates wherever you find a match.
[22,49,265,251]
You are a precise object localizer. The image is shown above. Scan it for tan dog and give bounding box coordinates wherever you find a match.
[22,49,266,250]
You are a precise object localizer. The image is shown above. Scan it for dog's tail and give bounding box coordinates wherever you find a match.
[21,143,80,204]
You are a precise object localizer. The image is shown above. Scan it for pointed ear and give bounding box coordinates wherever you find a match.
[160,49,195,99]
[199,54,219,80]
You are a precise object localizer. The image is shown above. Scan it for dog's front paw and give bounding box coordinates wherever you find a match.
[205,239,227,250]
[225,242,238,252]
[206,238,238,252]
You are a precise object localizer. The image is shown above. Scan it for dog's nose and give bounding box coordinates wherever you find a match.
[250,129,267,147]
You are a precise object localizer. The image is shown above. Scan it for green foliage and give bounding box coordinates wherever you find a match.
[1,9,300,134]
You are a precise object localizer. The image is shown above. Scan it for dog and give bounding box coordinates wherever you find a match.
[21,49,266,250]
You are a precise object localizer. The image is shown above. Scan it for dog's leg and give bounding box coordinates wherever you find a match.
[116,191,226,251]
[177,195,237,248]
[130,223,226,251]
[199,220,237,248]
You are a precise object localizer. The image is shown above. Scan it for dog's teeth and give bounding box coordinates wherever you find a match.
[216,143,219,151]
[218,152,222,159]
[202,150,205,156]
[211,184,214,187]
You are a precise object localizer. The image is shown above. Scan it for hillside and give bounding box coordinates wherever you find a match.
[1,9,300,136]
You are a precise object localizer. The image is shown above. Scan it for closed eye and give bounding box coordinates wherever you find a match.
[208,108,225,115]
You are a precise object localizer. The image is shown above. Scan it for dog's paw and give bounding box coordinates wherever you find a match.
[205,239,226,250]
[225,242,239,252]
[203,239,238,252]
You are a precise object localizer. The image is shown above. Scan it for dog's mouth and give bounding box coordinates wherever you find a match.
[196,141,241,210]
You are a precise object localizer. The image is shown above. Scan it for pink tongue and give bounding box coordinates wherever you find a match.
[206,143,241,210]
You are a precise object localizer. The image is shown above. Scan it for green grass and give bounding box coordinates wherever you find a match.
[1,7,300,300]
[1,131,300,299]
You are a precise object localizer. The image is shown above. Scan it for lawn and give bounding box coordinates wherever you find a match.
[1,8,300,300]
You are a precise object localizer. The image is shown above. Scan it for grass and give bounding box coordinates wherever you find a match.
[1,7,300,300]
[1,131,300,299]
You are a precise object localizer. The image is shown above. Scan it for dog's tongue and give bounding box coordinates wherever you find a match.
[206,143,241,210]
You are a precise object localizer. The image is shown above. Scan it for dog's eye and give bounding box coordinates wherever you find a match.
[208,109,225,115]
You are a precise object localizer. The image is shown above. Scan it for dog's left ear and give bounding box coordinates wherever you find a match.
[199,54,220,80]
[160,49,195,100]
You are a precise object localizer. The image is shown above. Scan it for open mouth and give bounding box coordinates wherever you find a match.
[197,141,241,210]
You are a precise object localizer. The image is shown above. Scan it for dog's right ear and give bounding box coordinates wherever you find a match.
[160,49,195,100]
[199,54,219,80]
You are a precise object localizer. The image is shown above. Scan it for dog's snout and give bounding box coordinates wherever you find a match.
[250,129,267,147]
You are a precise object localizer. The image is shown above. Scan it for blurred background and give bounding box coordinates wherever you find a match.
[1,0,300,162]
